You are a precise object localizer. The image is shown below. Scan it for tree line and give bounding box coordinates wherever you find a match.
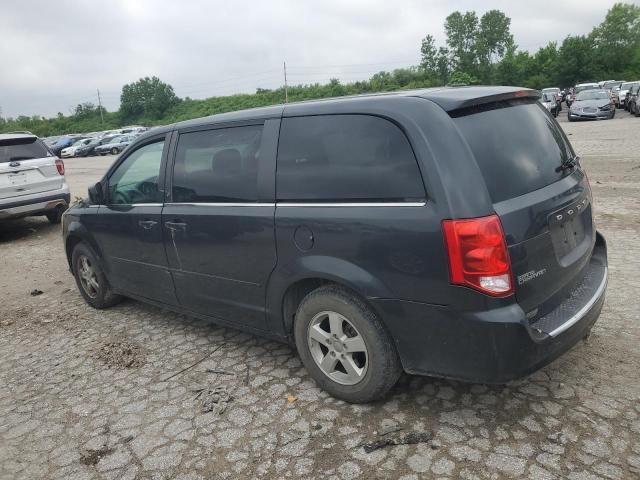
[1,2,638,137]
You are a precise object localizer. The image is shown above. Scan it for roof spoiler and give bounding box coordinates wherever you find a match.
[423,87,541,113]
[449,90,541,113]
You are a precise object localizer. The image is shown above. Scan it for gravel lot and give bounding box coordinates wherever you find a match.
[1,113,639,480]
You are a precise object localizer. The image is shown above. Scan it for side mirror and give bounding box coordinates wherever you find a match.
[88,182,105,205]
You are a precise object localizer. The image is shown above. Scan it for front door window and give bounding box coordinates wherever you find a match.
[108,140,165,204]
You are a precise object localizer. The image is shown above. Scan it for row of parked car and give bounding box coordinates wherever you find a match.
[539,80,640,121]
[43,126,149,158]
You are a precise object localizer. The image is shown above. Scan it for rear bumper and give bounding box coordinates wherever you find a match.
[373,232,608,384]
[0,186,70,219]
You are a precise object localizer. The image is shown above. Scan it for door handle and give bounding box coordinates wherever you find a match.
[138,219,158,229]
[165,220,187,232]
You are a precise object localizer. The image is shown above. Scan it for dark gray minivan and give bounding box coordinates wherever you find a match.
[63,87,608,402]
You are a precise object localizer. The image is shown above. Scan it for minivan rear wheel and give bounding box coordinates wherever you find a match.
[71,243,122,309]
[294,285,402,403]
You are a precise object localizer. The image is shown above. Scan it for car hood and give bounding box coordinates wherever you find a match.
[572,99,610,109]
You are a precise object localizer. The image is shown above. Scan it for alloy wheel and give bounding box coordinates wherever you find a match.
[77,255,100,298]
[307,311,368,385]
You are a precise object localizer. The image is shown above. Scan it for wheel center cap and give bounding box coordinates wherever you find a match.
[333,342,344,353]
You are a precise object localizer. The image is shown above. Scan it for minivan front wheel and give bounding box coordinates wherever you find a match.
[71,243,122,309]
[294,285,402,403]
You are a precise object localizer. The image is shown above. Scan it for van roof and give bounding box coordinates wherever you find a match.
[145,86,539,136]
[0,133,38,142]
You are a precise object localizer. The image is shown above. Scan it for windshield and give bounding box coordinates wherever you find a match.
[452,99,572,203]
[542,93,554,102]
[621,82,635,90]
[576,90,609,101]
[0,137,50,163]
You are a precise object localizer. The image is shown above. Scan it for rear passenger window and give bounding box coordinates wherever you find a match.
[276,115,425,202]
[172,125,263,203]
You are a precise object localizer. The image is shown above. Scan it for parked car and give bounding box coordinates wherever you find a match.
[616,81,637,109]
[568,89,615,121]
[75,135,120,157]
[60,138,96,158]
[602,81,623,106]
[1,133,69,223]
[569,83,600,105]
[94,135,135,155]
[540,92,558,117]
[542,88,562,112]
[62,87,608,403]
[628,84,640,115]
[49,137,77,156]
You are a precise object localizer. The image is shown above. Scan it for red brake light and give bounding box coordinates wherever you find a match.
[442,215,513,296]
[55,158,65,175]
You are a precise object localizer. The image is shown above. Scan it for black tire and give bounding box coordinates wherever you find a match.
[71,243,122,309]
[45,206,65,224]
[110,147,119,155]
[294,285,402,403]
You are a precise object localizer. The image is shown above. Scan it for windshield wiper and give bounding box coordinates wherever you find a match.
[556,155,580,172]
[8,156,36,161]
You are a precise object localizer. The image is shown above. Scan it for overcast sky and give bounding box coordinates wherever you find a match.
[0,0,624,118]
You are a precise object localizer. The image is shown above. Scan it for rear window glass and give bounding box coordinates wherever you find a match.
[452,100,573,203]
[277,115,425,202]
[0,137,50,163]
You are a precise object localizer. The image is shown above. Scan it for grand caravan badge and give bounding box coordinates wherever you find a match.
[517,268,547,285]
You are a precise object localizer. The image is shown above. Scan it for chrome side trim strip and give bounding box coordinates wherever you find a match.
[166,202,275,207]
[547,266,608,338]
[276,202,427,207]
[103,203,164,207]
[98,202,427,208]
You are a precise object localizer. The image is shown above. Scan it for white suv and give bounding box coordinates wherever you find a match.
[0,132,70,223]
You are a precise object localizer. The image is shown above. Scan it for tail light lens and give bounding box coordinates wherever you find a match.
[55,158,65,175]
[442,215,513,296]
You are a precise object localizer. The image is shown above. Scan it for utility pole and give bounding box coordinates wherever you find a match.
[96,88,105,126]
[283,61,288,103]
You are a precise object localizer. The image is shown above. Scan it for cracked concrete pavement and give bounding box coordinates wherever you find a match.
[1,113,639,479]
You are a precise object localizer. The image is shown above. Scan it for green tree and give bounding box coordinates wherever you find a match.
[477,10,514,82]
[74,102,97,119]
[445,11,479,75]
[120,76,180,122]
[557,35,597,86]
[420,34,438,73]
[590,2,640,77]
[449,71,478,85]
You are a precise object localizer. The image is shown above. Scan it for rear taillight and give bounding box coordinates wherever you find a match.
[55,158,65,175]
[442,215,513,296]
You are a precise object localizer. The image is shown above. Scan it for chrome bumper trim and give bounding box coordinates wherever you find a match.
[548,266,608,337]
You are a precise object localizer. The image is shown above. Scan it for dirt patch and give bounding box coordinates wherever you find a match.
[79,446,114,466]
[194,385,233,414]
[96,341,145,368]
